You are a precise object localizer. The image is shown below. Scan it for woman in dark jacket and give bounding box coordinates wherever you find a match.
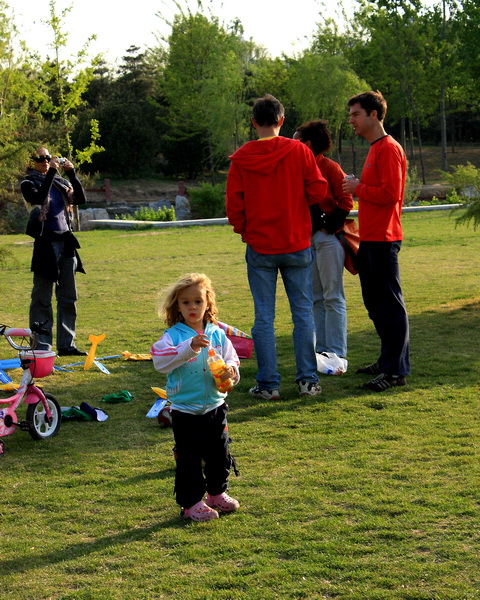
[21,147,87,355]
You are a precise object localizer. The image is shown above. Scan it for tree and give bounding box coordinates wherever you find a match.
[39,0,103,167]
[0,1,45,232]
[245,56,296,136]
[74,47,166,178]
[347,0,447,182]
[455,0,480,99]
[286,52,368,136]
[422,0,461,169]
[439,0,448,170]
[159,9,245,181]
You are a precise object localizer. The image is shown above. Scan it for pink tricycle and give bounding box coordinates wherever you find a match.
[0,323,61,456]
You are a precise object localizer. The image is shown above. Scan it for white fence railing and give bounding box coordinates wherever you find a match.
[88,204,462,230]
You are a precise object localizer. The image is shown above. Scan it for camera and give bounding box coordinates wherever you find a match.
[58,157,66,166]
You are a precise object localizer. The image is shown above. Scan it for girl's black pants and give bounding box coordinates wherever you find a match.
[171,402,231,509]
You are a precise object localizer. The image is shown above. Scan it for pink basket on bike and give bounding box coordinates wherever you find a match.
[23,350,56,378]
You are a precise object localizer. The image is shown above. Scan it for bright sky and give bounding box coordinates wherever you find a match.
[14,0,354,65]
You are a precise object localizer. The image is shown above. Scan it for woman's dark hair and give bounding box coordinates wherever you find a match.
[295,119,332,156]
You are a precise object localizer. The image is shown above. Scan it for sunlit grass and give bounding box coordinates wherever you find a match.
[0,210,479,599]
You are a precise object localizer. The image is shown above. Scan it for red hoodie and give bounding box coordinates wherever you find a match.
[226,136,328,254]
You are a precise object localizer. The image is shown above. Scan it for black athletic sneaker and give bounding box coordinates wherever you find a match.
[356,361,381,375]
[362,373,406,392]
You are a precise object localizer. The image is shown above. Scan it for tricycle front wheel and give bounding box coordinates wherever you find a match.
[26,393,61,440]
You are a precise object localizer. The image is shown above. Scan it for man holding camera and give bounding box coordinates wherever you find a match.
[21,147,87,355]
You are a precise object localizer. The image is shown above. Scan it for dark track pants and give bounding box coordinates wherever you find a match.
[357,241,410,376]
[172,403,231,509]
[30,241,78,351]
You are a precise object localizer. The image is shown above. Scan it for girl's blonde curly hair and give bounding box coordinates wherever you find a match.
[159,273,218,328]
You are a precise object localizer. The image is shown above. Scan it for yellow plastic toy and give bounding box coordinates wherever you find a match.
[122,351,152,361]
[84,334,106,370]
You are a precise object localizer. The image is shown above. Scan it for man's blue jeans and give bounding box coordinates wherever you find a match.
[246,245,319,390]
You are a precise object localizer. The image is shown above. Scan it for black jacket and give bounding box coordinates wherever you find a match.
[21,167,86,281]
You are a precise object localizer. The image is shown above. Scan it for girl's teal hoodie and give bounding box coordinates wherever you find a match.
[150,321,240,415]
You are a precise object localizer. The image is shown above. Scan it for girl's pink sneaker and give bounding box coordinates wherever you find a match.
[181,500,219,522]
[205,492,240,513]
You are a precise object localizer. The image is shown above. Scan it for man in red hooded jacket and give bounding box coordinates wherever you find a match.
[226,94,328,400]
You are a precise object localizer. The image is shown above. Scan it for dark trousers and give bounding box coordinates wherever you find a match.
[30,240,78,351]
[357,241,410,376]
[172,403,231,509]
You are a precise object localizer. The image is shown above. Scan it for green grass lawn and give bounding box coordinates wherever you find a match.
[0,211,479,600]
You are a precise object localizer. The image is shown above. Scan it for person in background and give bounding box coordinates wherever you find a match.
[294,120,353,369]
[226,94,328,399]
[174,181,191,220]
[342,91,410,391]
[21,147,87,356]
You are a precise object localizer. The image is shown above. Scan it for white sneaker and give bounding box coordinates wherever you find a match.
[249,386,281,400]
[298,381,322,397]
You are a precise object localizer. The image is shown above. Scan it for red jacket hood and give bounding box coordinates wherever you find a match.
[229,136,300,175]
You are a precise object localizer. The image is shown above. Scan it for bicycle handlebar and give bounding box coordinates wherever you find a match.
[0,322,50,351]
[4,327,32,337]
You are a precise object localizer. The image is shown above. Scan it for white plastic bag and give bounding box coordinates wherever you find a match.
[316,352,348,375]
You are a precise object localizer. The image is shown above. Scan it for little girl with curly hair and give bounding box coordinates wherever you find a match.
[150,273,240,522]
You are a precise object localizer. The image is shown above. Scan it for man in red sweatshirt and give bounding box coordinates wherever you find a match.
[226,94,328,399]
[342,91,410,391]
